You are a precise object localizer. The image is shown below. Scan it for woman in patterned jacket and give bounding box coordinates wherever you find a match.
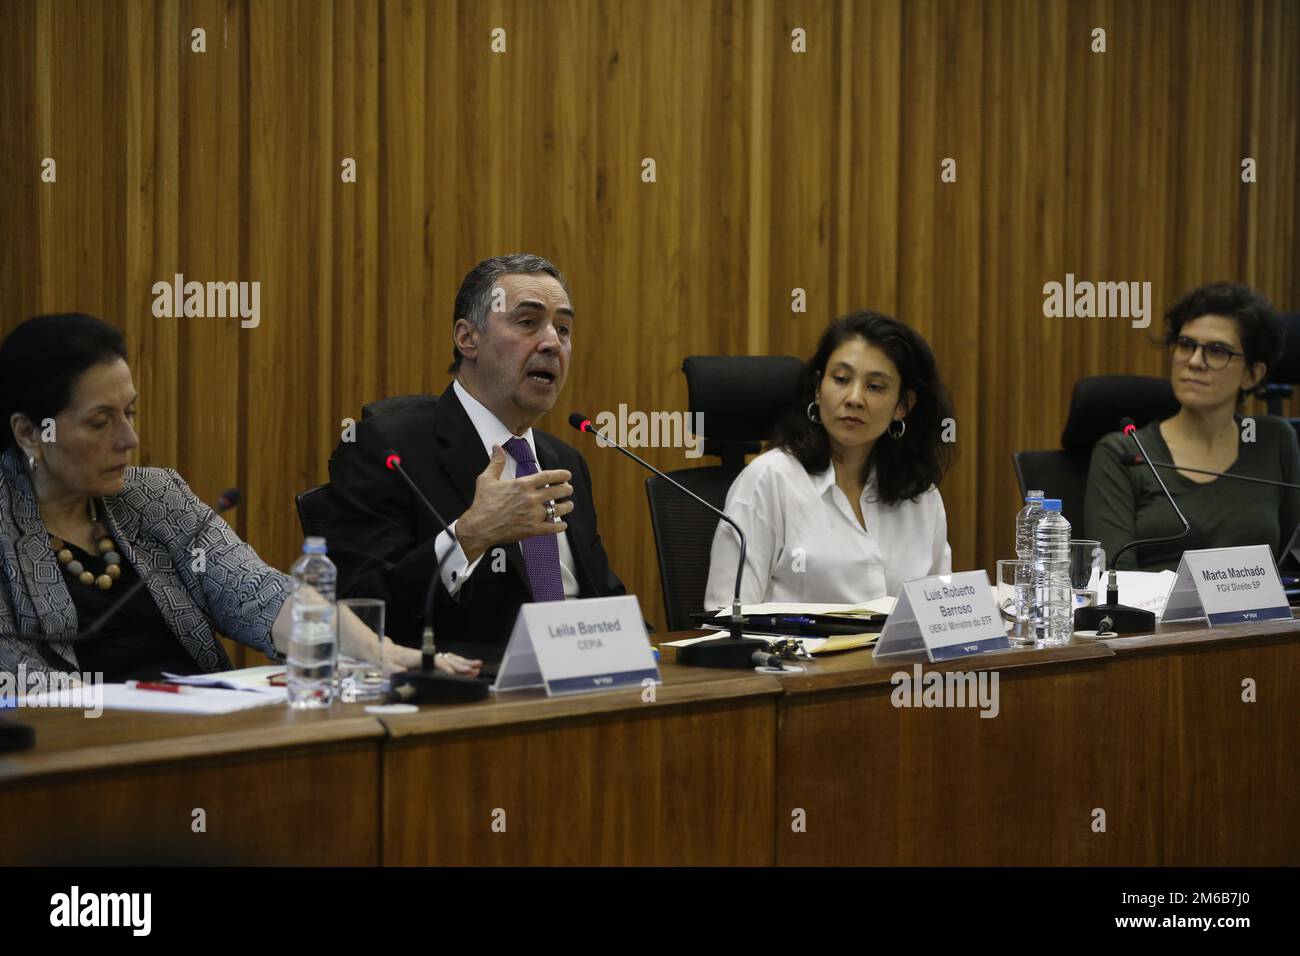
[0,313,480,681]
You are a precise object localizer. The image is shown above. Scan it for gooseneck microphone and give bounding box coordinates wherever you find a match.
[17,487,242,646]
[568,411,778,669]
[1119,453,1300,491]
[1076,418,1191,634]
[382,451,490,703]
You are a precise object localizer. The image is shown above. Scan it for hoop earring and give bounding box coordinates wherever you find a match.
[806,402,821,425]
[888,419,906,439]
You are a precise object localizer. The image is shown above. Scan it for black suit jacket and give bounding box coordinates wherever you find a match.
[326,383,626,650]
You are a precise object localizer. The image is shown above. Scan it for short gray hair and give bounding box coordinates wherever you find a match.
[449,253,571,373]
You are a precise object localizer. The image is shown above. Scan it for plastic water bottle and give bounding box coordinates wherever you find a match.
[288,536,338,709]
[1033,499,1073,647]
[1015,490,1046,560]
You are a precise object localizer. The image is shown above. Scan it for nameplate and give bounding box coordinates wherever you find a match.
[1161,545,1292,626]
[873,570,1009,662]
[494,595,661,696]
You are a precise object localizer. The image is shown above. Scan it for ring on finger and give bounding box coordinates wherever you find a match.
[544,500,558,522]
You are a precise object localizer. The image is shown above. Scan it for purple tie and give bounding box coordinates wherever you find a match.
[503,436,566,602]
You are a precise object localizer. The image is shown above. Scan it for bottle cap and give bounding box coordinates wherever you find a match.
[303,536,328,553]
[1025,491,1045,502]
[1041,499,1062,511]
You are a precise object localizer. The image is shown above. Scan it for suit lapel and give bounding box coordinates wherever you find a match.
[0,450,80,666]
[432,384,489,512]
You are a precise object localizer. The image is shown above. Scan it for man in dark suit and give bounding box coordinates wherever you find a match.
[327,253,625,657]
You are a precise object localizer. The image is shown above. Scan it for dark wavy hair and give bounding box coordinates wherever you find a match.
[1162,281,1283,404]
[0,313,128,452]
[770,311,955,505]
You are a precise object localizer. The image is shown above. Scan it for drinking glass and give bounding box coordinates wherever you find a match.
[996,559,1036,647]
[1069,540,1105,611]
[337,598,390,702]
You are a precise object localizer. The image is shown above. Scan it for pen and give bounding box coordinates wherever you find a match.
[125,680,194,695]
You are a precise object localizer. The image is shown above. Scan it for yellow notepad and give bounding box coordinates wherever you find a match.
[805,633,878,654]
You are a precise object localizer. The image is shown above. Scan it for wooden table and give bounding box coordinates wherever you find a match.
[770,617,1300,865]
[0,660,782,866]
[1094,621,1300,865]
[379,660,779,865]
[0,703,386,865]
[3,618,1297,865]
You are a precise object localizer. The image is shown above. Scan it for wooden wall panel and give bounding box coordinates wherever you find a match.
[1,0,1297,643]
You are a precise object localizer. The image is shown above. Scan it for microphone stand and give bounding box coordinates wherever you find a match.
[1076,421,1191,634]
[383,452,490,703]
[1127,455,1300,491]
[568,414,781,669]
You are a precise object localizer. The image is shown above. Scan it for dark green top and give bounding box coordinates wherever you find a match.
[1084,415,1300,572]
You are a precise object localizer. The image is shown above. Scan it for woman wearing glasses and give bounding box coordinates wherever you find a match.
[1085,282,1300,571]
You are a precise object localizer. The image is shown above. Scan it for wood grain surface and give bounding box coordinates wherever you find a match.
[0,0,1296,647]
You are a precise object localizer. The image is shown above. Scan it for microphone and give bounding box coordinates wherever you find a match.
[1118,453,1300,490]
[381,451,489,703]
[1076,418,1191,634]
[568,411,778,669]
[17,486,242,646]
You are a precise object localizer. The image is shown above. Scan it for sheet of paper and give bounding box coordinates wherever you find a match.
[709,598,896,618]
[27,683,287,714]
[803,633,878,653]
[661,632,877,652]
[163,665,285,694]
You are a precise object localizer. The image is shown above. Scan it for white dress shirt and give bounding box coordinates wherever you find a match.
[433,379,581,599]
[703,447,952,608]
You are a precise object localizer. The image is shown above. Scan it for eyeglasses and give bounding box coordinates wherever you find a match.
[1168,335,1245,371]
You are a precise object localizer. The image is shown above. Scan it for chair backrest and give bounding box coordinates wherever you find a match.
[1256,313,1300,415]
[361,393,438,420]
[295,483,335,539]
[1012,375,1179,534]
[1059,374,1179,452]
[645,467,737,631]
[682,355,803,472]
[293,394,437,544]
[644,354,805,629]
[1012,449,1091,531]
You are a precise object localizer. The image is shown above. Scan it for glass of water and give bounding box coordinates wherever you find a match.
[1069,540,1105,610]
[996,559,1036,647]
[337,598,389,702]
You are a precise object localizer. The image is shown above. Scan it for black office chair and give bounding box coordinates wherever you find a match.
[295,393,441,538]
[295,482,335,539]
[1012,375,1179,532]
[645,355,804,630]
[361,393,438,420]
[1255,313,1300,433]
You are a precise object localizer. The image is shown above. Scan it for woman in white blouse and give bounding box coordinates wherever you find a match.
[704,311,954,608]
